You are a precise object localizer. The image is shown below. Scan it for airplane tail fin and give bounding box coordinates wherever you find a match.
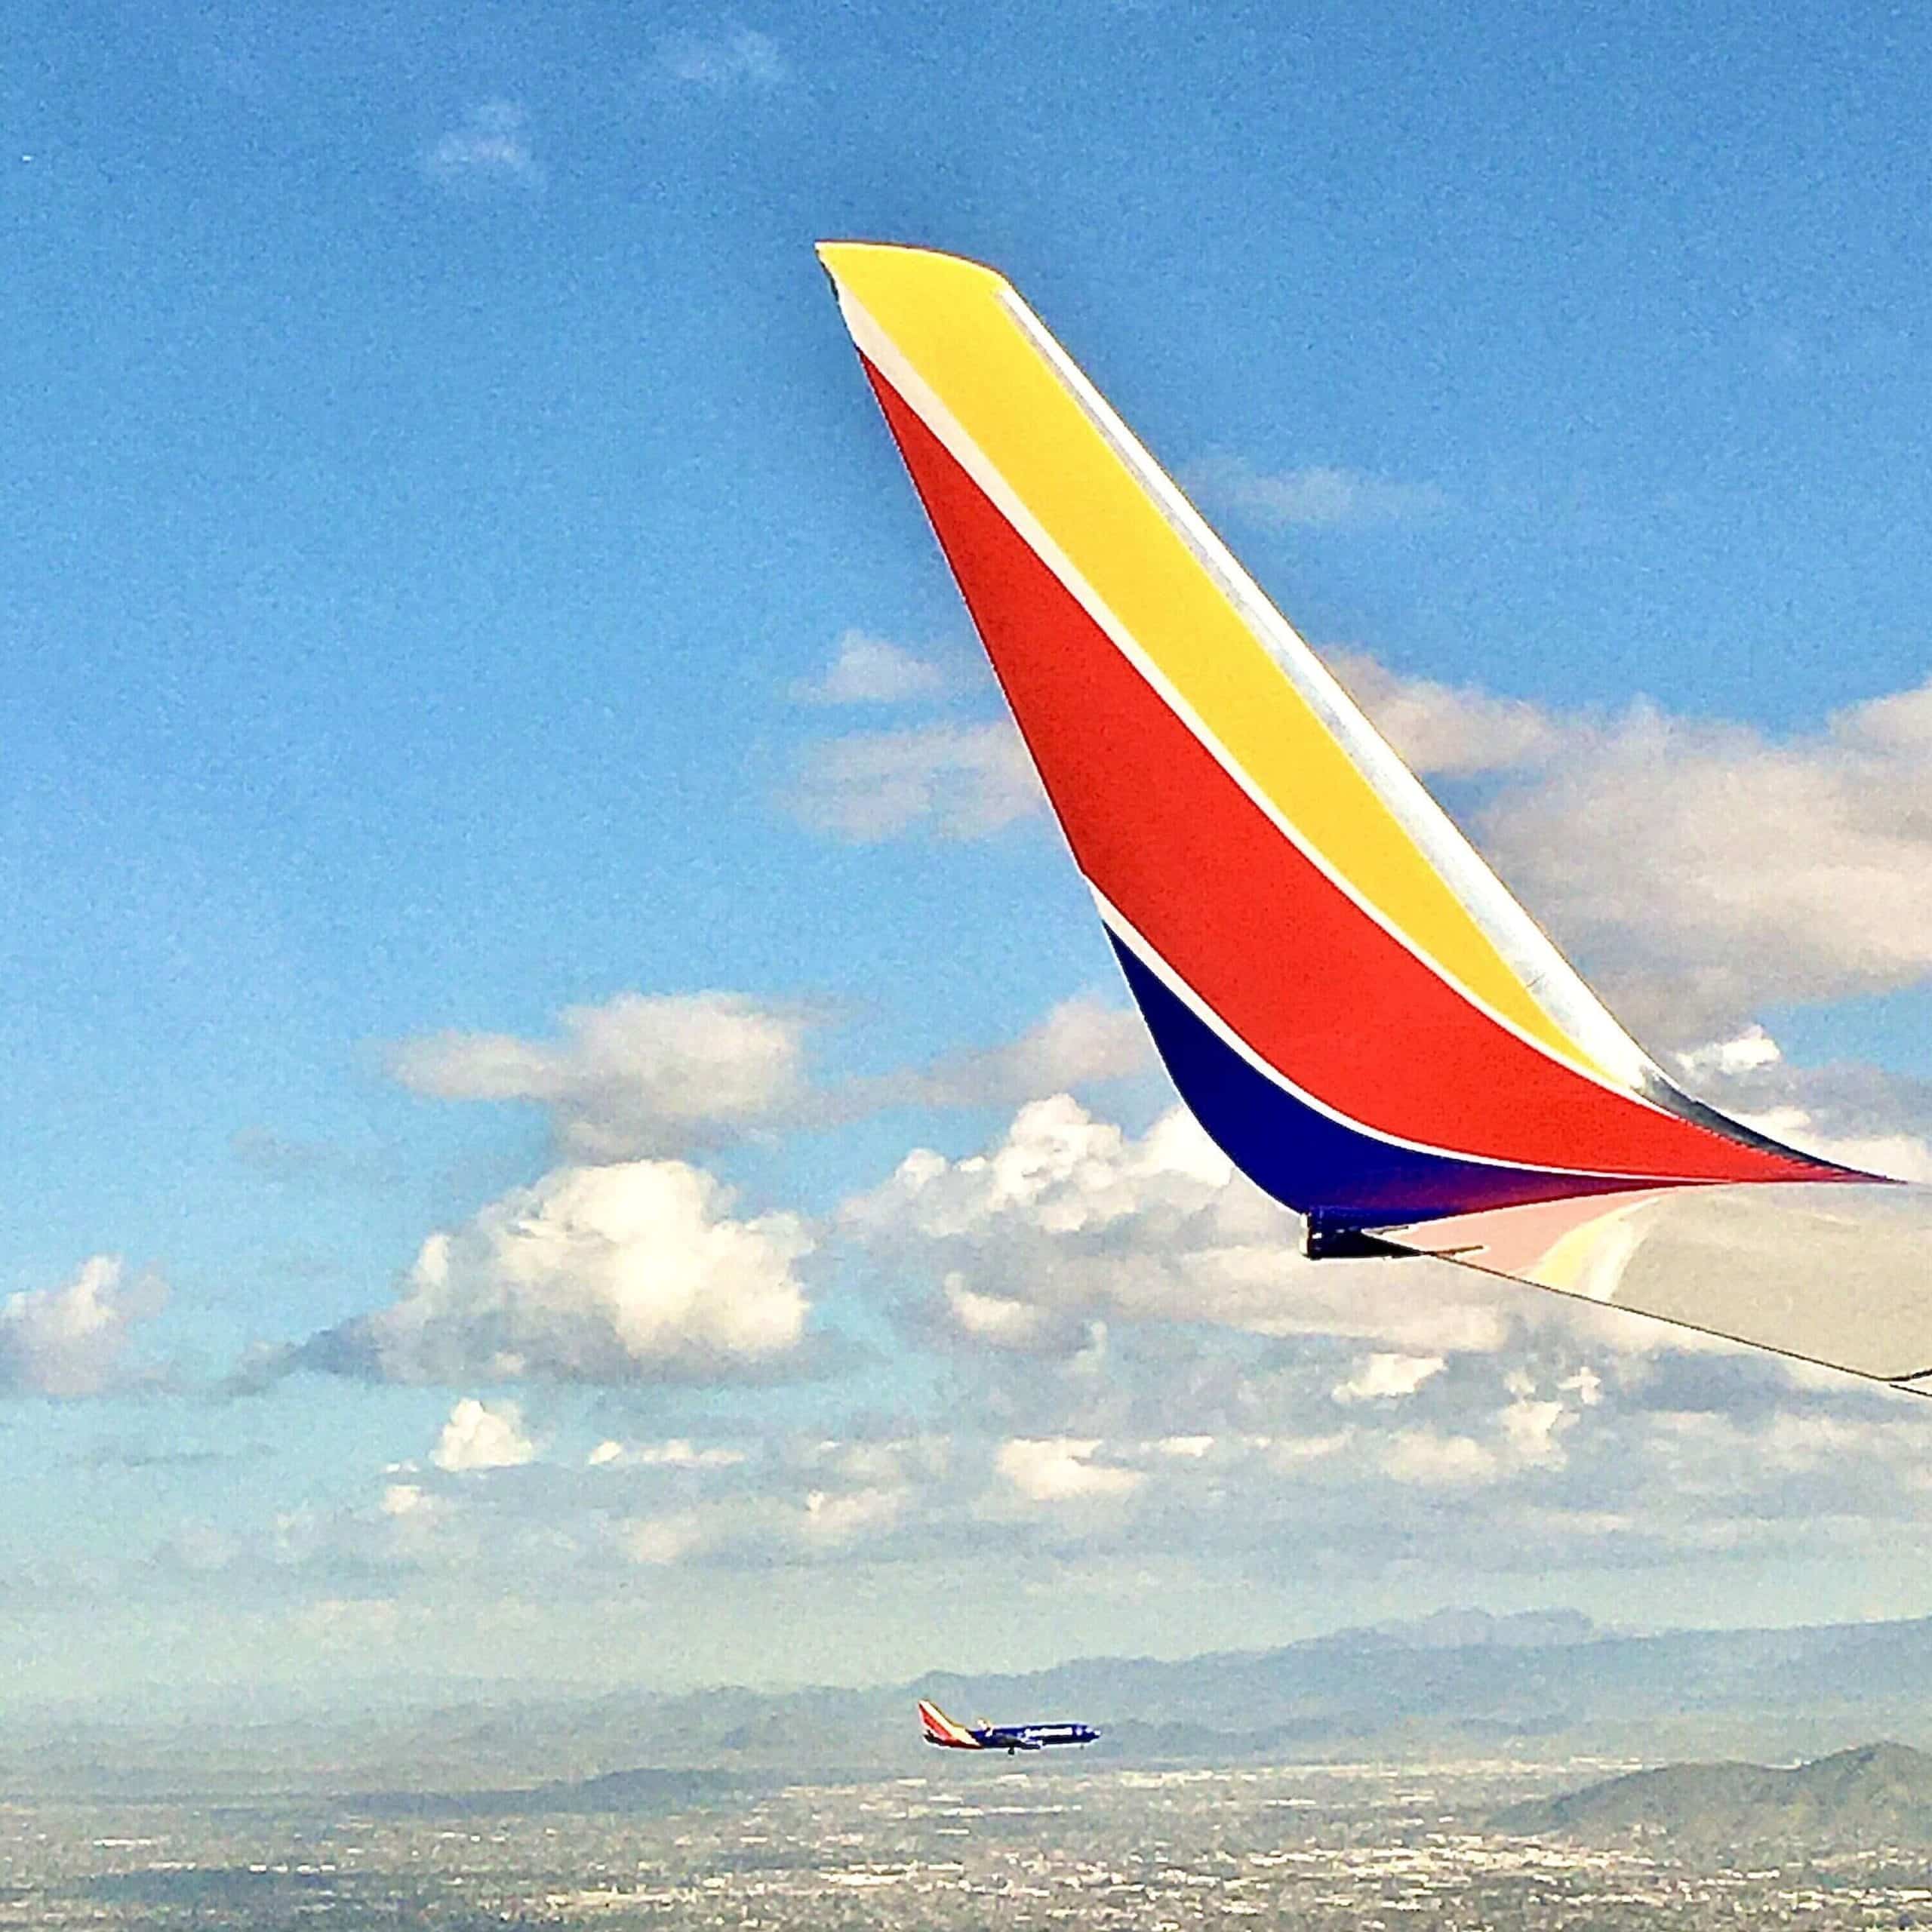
[918,1699,979,1748]
[817,242,1863,1233]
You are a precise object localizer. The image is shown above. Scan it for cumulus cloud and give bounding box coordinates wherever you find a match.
[1280,648,1932,1046]
[1674,1027,1784,1081]
[305,1160,811,1385]
[1332,1352,1447,1404]
[620,1511,712,1565]
[844,1095,1520,1357]
[389,992,812,1161]
[0,1256,167,1399]
[432,1398,537,1473]
[654,24,786,91]
[801,1483,906,1543]
[1374,1367,1598,1488]
[1456,678,1932,1043]
[792,632,952,706]
[421,100,542,194]
[882,995,1153,1109]
[944,1276,1056,1349]
[995,1436,1144,1504]
[1186,454,1449,529]
[785,720,1043,841]
[1324,647,1565,777]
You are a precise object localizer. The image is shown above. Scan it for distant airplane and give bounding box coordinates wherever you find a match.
[918,1698,1100,1755]
[819,242,1932,1392]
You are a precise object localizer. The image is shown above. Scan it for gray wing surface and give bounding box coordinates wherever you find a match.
[1380,1183,1932,1387]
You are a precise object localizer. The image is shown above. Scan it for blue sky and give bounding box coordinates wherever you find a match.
[8,0,1932,1710]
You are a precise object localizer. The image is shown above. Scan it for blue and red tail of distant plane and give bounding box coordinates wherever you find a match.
[820,242,1932,1389]
[918,1700,1100,1755]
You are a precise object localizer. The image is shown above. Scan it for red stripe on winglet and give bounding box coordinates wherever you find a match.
[860,358,1831,1186]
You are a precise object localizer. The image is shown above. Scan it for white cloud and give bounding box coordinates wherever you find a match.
[0,1256,167,1399]
[844,1095,1517,1356]
[1186,454,1448,529]
[793,632,952,706]
[317,1160,811,1385]
[655,25,786,91]
[390,988,1149,1165]
[389,992,811,1161]
[801,1484,905,1543]
[588,1437,747,1470]
[903,995,1152,1106]
[1380,1429,1500,1487]
[1325,646,1564,777]
[995,1437,1143,1504]
[421,100,542,194]
[1257,1431,1355,1469]
[786,720,1043,841]
[1674,1026,1783,1081]
[1646,1026,1932,1182]
[945,1276,1054,1348]
[432,1398,537,1473]
[1559,1366,1604,1407]
[621,1511,709,1566]
[1379,1368,1596,1487]
[1727,1105,1932,1183]
[1332,1352,1447,1404]
[1465,678,1932,1042]
[600,1436,946,1567]
[1499,1372,1575,1471]
[1300,649,1932,1045]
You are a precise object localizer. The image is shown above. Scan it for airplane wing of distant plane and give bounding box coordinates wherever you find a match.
[819,242,1932,1391]
[918,1700,1100,1754]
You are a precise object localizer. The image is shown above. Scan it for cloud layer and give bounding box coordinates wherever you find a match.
[391,989,1150,1161]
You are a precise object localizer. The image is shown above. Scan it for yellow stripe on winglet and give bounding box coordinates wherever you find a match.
[818,239,1614,1083]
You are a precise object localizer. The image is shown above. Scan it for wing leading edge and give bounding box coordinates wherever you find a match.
[819,241,1927,1386]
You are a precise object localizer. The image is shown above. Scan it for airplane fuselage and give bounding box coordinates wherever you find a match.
[918,1700,1099,1754]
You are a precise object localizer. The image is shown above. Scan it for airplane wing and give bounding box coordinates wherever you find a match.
[1377,1183,1932,1387]
[818,242,1931,1390]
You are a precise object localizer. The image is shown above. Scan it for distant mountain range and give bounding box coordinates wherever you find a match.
[14,1607,1932,1798]
[1496,1742,1932,1850]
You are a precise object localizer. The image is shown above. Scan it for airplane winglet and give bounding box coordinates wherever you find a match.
[819,244,1932,1389]
[817,242,1864,1232]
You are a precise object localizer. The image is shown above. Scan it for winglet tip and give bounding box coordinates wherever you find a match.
[815,238,1011,303]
